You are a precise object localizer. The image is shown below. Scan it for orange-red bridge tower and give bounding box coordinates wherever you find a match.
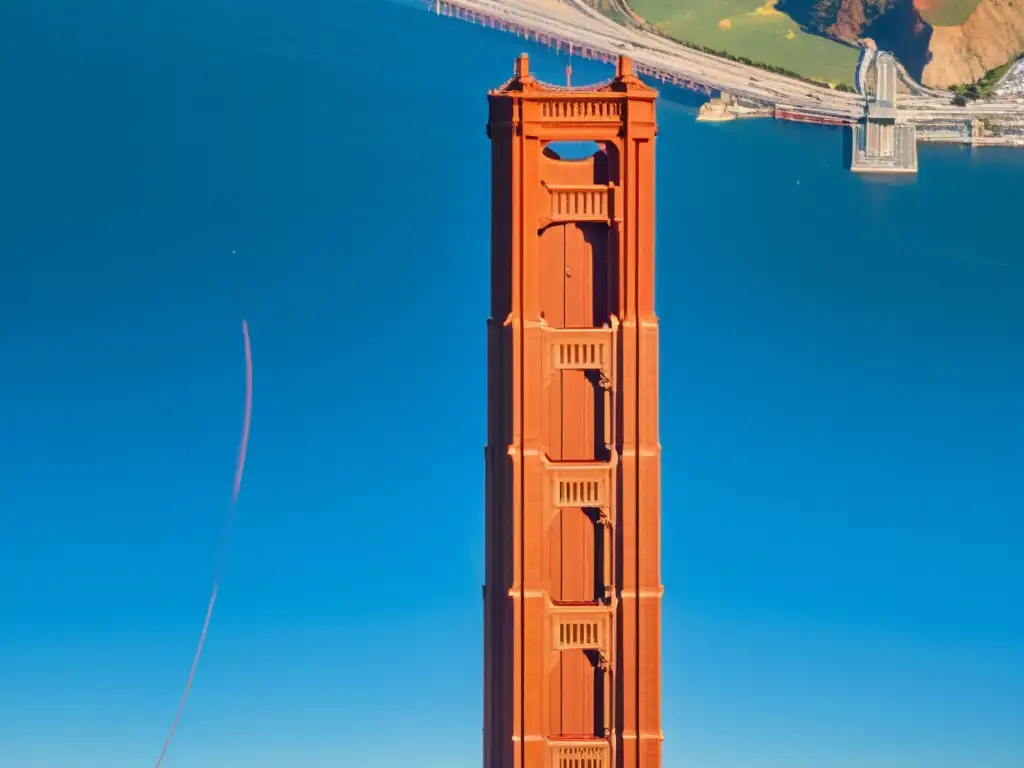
[483,54,662,768]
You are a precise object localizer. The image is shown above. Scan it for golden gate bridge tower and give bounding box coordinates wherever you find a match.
[483,54,663,768]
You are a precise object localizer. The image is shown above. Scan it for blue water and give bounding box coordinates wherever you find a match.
[1,1,1022,766]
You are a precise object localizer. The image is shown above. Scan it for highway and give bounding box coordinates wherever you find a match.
[432,0,1024,127]
[437,0,864,116]
[856,47,873,96]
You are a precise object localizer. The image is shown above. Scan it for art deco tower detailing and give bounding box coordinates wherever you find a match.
[483,55,662,768]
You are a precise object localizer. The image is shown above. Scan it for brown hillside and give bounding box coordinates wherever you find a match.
[781,0,1023,86]
[922,0,1024,86]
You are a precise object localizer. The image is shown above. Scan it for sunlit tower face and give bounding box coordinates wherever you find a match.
[483,54,664,768]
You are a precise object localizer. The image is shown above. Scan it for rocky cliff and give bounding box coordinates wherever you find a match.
[779,0,1024,87]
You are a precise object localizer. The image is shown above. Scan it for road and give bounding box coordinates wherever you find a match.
[434,0,1024,126]
[876,52,895,107]
[440,0,863,116]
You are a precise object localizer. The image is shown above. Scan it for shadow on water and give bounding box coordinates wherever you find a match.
[776,0,933,81]
[841,126,852,171]
[856,172,918,188]
[866,1,933,80]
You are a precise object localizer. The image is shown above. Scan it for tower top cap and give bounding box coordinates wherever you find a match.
[515,53,529,79]
[489,52,655,98]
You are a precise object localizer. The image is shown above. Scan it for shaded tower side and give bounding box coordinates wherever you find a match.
[484,54,662,768]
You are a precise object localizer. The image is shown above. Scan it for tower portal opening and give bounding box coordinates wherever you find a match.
[544,140,604,161]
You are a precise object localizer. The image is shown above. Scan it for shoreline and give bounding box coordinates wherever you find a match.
[425,0,1024,151]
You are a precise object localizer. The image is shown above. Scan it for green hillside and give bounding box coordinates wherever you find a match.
[628,0,859,86]
[916,0,983,28]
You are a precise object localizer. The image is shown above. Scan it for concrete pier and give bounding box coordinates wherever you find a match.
[850,53,919,174]
[696,92,736,122]
[851,123,918,173]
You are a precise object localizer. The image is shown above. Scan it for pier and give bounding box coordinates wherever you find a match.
[851,53,918,174]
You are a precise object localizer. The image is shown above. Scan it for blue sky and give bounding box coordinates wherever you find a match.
[0,1,1021,766]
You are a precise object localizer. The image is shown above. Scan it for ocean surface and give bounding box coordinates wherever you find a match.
[0,1,1022,767]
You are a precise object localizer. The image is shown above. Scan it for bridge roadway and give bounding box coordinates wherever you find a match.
[436,0,1024,125]
[438,0,864,117]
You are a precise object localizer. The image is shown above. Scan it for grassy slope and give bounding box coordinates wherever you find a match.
[628,0,859,85]
[916,0,983,28]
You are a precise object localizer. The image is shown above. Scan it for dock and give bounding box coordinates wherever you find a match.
[850,53,918,174]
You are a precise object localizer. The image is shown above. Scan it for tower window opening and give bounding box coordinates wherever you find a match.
[545,141,603,161]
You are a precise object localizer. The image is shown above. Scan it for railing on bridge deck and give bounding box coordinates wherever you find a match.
[429,0,869,111]
[428,0,726,98]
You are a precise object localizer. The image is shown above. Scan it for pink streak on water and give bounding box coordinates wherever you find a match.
[153,320,253,768]
[234,320,253,504]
